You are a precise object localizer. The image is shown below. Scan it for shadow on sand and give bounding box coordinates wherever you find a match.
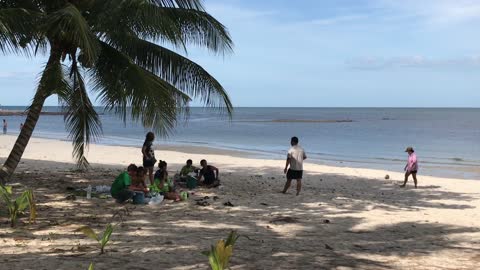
[0,158,479,269]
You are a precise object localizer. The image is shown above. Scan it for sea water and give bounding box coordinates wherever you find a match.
[1,107,479,179]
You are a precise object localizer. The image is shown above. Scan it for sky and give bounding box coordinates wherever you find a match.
[1,0,480,107]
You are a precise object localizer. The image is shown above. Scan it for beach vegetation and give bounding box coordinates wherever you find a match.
[75,223,114,254]
[0,0,233,183]
[0,185,36,227]
[202,230,239,270]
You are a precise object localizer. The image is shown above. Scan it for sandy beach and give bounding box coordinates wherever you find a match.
[1,135,479,269]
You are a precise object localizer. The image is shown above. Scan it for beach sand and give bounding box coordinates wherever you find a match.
[0,135,479,269]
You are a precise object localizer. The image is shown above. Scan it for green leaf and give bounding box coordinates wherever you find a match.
[58,64,102,170]
[42,3,99,64]
[25,189,36,224]
[0,7,43,55]
[100,224,114,248]
[76,226,99,242]
[91,42,190,136]
[15,193,29,212]
[105,35,232,114]
[87,262,94,270]
[225,231,239,247]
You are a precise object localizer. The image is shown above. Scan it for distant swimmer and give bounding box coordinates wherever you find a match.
[2,119,7,134]
[282,136,307,196]
[400,146,418,188]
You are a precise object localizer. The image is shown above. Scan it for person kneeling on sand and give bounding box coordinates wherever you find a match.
[197,159,220,187]
[153,161,180,201]
[110,164,137,203]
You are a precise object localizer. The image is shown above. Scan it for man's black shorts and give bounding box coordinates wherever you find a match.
[287,169,303,180]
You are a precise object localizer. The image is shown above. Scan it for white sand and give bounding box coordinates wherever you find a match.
[0,135,479,269]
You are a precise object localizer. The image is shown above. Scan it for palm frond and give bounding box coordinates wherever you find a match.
[58,65,102,170]
[43,3,99,64]
[159,7,233,54]
[106,34,232,114]
[0,8,44,55]
[91,42,190,135]
[90,1,232,54]
[35,53,66,97]
[149,0,205,10]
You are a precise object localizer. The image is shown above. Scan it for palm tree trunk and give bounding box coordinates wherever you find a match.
[0,50,61,185]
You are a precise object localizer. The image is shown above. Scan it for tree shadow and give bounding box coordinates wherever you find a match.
[0,159,479,269]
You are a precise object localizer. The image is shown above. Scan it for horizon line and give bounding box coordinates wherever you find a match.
[1,105,480,109]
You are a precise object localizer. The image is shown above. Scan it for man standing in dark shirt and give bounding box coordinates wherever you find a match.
[197,159,219,187]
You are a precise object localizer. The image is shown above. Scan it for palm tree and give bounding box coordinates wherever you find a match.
[0,0,233,184]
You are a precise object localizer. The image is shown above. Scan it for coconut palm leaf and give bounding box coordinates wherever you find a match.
[42,3,99,63]
[91,42,190,135]
[0,8,42,55]
[58,65,102,169]
[90,1,232,54]
[105,34,232,113]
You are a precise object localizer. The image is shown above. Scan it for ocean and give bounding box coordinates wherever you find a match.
[1,107,479,179]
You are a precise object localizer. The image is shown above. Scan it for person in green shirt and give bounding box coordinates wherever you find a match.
[180,159,197,177]
[111,164,137,203]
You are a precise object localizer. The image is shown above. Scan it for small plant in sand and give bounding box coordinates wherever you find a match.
[0,185,36,227]
[76,224,114,254]
[202,231,239,270]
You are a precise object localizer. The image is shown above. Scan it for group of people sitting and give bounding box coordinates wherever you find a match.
[110,159,220,204]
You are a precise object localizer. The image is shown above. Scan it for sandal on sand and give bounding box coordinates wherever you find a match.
[196,201,210,206]
[223,201,234,207]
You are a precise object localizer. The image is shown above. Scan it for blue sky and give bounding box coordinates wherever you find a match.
[1,0,480,107]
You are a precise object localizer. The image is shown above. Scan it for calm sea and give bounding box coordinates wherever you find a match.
[1,107,479,179]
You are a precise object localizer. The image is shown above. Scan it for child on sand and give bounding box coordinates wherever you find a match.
[142,132,156,185]
[153,160,180,201]
[129,167,149,194]
[400,146,419,188]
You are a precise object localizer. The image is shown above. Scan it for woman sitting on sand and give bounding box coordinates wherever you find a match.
[153,161,180,201]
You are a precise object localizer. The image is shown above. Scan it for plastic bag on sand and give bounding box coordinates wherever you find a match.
[148,194,164,205]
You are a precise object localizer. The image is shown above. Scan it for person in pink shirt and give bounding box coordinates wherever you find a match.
[400,146,418,188]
